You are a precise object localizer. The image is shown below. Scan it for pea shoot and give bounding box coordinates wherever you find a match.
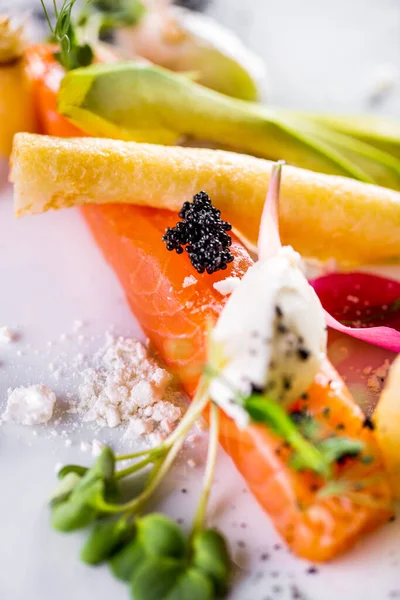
[49,376,230,600]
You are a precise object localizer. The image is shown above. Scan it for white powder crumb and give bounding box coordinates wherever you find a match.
[65,438,72,448]
[91,439,105,457]
[47,340,53,348]
[367,63,399,103]
[2,385,56,426]
[73,320,84,332]
[32,430,38,437]
[183,275,198,288]
[80,441,91,453]
[54,462,63,473]
[187,459,196,468]
[363,366,372,375]
[60,333,68,342]
[78,335,184,442]
[213,277,241,296]
[367,359,391,393]
[367,374,381,393]
[16,350,23,357]
[374,359,391,380]
[0,326,16,343]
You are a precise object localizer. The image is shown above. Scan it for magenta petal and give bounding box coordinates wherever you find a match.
[310,272,400,351]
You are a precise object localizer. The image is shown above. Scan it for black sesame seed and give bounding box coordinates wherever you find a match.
[277,323,288,334]
[300,392,309,400]
[322,407,331,418]
[181,488,188,494]
[273,543,282,551]
[250,383,265,395]
[306,566,318,575]
[260,552,270,561]
[336,423,345,431]
[388,515,396,523]
[297,347,310,361]
[282,376,292,390]
[162,191,234,274]
[362,416,375,430]
[275,305,283,318]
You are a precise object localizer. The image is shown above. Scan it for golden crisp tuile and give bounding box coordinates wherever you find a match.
[11,133,400,265]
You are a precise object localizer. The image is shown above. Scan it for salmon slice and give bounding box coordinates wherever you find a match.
[83,203,393,562]
[24,44,393,561]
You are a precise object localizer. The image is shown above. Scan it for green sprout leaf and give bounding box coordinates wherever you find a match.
[92,0,146,29]
[317,437,364,463]
[192,529,231,596]
[244,394,331,478]
[50,472,82,504]
[110,514,188,582]
[81,517,135,565]
[57,464,88,480]
[131,557,213,600]
[51,499,98,532]
[40,0,95,71]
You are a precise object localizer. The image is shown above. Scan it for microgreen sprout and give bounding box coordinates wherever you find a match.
[40,0,94,70]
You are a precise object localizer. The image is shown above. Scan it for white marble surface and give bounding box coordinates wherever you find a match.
[1,2,400,600]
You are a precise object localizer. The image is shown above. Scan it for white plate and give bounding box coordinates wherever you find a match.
[1,186,399,600]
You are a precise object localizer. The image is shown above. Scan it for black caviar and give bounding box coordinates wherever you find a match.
[162,191,234,275]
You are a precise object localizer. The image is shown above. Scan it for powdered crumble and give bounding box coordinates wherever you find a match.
[78,334,184,444]
[367,359,391,393]
[183,275,198,288]
[2,384,56,425]
[0,326,16,343]
[213,276,241,295]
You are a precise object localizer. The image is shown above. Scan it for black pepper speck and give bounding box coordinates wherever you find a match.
[277,323,288,334]
[362,416,375,430]
[297,347,310,361]
[306,566,319,575]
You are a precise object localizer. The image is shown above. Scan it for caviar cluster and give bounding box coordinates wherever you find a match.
[163,191,234,275]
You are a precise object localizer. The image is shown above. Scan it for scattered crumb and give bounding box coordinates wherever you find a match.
[80,441,91,453]
[72,319,84,332]
[182,275,198,288]
[366,63,399,104]
[54,462,63,473]
[0,326,16,343]
[367,359,391,393]
[187,458,196,468]
[2,384,56,425]
[78,334,184,443]
[213,276,241,296]
[65,438,72,448]
[91,439,105,456]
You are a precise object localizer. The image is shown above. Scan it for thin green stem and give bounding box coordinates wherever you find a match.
[115,454,156,480]
[95,385,211,516]
[191,402,220,537]
[160,376,210,449]
[116,448,156,462]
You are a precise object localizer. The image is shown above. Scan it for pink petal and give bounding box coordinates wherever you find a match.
[257,161,284,260]
[310,272,400,352]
